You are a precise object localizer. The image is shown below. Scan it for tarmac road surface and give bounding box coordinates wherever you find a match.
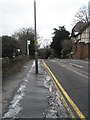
[44,59,88,118]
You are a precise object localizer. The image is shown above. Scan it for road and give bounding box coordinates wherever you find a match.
[2,59,88,119]
[44,59,88,118]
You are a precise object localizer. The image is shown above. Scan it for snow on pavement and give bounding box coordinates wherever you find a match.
[3,61,35,118]
[44,72,69,118]
[3,60,69,118]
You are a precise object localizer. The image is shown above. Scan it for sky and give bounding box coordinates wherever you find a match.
[0,0,89,46]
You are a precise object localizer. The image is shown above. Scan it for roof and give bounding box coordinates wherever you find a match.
[72,21,86,32]
[79,22,90,34]
[71,21,90,37]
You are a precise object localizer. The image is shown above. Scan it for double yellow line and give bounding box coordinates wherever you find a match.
[42,60,86,119]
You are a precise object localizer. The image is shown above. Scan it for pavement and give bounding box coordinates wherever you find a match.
[2,59,68,119]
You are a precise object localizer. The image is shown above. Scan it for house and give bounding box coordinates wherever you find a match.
[71,21,90,60]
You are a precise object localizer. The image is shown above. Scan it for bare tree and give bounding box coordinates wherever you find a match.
[12,27,35,55]
[72,5,88,26]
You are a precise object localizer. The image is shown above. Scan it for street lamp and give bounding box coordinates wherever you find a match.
[34,0,38,74]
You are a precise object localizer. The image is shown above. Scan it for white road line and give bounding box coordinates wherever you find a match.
[69,63,84,68]
[60,62,88,79]
[80,60,88,64]
[67,67,88,79]
[72,59,88,64]
[51,60,88,79]
[51,60,56,63]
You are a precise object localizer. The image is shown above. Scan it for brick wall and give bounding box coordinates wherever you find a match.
[75,42,90,60]
[84,43,90,60]
[76,42,84,59]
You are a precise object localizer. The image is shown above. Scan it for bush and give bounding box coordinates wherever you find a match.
[2,55,28,79]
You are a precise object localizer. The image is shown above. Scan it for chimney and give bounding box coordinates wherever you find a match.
[88,1,90,21]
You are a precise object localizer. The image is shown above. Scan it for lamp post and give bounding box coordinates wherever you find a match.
[34,0,38,74]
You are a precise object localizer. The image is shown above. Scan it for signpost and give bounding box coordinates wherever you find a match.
[27,40,30,56]
[35,40,38,45]
[34,0,38,74]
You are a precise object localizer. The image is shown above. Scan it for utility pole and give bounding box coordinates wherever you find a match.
[34,0,38,74]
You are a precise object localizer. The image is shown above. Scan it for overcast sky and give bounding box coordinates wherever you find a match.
[0,0,89,46]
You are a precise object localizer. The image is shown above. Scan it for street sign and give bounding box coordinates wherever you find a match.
[35,40,38,45]
[27,40,30,56]
[27,40,30,45]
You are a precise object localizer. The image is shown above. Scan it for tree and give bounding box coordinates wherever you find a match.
[12,27,35,56]
[44,47,53,59]
[51,26,71,58]
[38,47,53,59]
[72,5,88,26]
[61,39,72,58]
[2,36,19,58]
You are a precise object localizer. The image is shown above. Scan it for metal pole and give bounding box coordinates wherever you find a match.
[27,40,30,57]
[27,41,29,56]
[34,0,38,74]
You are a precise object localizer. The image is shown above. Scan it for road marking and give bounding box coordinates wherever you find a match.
[67,67,88,79]
[53,80,75,119]
[55,60,88,79]
[42,60,86,119]
[51,60,56,63]
[69,63,84,68]
[72,59,88,64]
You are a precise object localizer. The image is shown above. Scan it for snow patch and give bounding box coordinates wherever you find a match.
[29,61,35,73]
[3,104,21,118]
[44,71,69,118]
[17,84,26,93]
[27,73,30,78]
[24,79,28,82]
[3,79,28,118]
[32,61,35,68]
[44,75,51,88]
[3,60,38,118]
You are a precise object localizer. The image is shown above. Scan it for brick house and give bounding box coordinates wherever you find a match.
[71,21,90,60]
